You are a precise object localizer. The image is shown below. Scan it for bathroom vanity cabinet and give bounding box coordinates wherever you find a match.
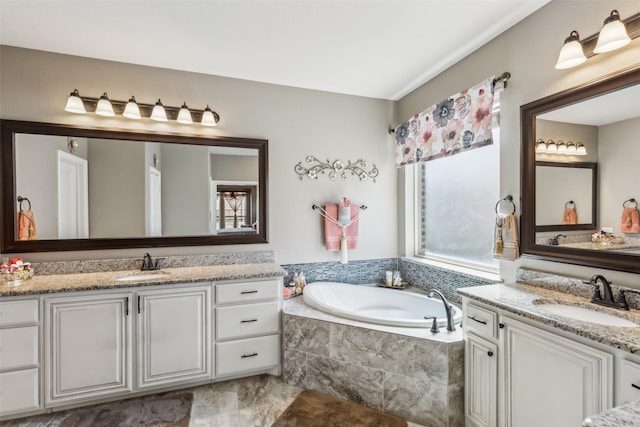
[0,274,283,420]
[462,297,637,427]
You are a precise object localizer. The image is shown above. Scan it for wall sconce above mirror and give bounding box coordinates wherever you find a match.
[65,89,220,127]
[555,10,640,69]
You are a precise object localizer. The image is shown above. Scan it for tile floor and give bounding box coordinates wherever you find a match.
[3,375,427,427]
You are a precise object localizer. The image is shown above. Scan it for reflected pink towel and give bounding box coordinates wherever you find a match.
[324,203,360,251]
[621,207,640,233]
[562,207,578,225]
[17,210,37,240]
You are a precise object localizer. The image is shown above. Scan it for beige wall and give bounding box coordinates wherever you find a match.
[0,45,396,264]
[397,0,640,287]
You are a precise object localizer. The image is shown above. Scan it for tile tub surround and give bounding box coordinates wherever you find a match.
[0,262,285,297]
[28,251,276,276]
[457,282,640,354]
[282,257,498,305]
[282,296,464,427]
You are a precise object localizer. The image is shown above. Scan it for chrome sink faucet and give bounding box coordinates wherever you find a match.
[583,274,629,310]
[428,289,456,332]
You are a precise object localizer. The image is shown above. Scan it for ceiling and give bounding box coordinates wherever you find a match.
[0,0,549,100]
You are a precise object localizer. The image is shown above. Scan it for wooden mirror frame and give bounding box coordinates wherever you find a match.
[520,65,640,274]
[0,120,269,253]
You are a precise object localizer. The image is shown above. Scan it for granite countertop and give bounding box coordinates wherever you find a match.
[457,283,640,354]
[560,241,640,251]
[0,262,286,297]
[583,401,640,427]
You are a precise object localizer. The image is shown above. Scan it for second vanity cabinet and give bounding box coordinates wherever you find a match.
[463,298,614,427]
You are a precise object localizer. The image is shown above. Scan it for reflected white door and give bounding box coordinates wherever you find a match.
[57,151,88,239]
[146,167,162,237]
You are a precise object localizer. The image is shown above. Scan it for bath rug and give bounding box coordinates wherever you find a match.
[59,392,192,427]
[272,390,407,427]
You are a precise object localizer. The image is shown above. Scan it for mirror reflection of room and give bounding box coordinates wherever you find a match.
[533,84,640,253]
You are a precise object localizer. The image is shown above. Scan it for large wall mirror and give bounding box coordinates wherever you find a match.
[1,120,268,252]
[521,65,640,273]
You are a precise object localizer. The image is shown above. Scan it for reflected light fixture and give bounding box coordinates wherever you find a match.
[576,142,587,155]
[536,138,547,153]
[546,139,557,153]
[95,93,115,117]
[556,140,567,154]
[64,89,87,114]
[176,102,193,125]
[594,10,631,53]
[555,31,586,69]
[201,105,217,127]
[150,99,168,122]
[566,141,577,155]
[123,96,141,119]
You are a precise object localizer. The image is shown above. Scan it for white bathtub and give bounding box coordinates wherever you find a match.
[302,281,462,328]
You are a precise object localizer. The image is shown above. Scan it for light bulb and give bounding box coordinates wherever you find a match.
[201,105,217,127]
[594,10,631,54]
[64,89,86,114]
[555,31,586,70]
[150,99,168,122]
[95,93,115,117]
[177,102,193,124]
[123,96,141,119]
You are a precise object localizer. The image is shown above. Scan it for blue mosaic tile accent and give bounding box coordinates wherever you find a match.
[281,257,498,305]
[400,258,499,304]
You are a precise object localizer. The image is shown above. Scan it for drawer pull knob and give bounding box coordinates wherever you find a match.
[632,383,640,390]
[241,290,258,295]
[241,353,258,358]
[241,319,258,323]
[487,351,494,357]
[468,316,487,325]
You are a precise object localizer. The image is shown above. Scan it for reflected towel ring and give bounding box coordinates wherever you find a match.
[565,201,575,209]
[17,196,31,212]
[495,195,515,215]
[623,198,638,208]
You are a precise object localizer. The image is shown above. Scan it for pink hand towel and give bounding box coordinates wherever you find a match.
[621,207,640,233]
[562,207,578,225]
[324,203,360,251]
[17,210,37,240]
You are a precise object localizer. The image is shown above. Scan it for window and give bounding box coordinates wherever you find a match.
[415,94,501,272]
[216,186,256,232]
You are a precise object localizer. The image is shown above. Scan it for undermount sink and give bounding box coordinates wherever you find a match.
[114,273,168,282]
[534,301,638,327]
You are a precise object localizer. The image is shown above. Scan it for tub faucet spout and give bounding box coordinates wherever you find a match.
[428,289,456,332]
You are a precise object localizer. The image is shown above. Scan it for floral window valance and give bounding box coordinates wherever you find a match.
[394,76,495,168]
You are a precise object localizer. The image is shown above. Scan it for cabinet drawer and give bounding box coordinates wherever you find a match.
[620,360,640,404]
[216,301,280,341]
[0,368,39,415]
[216,334,280,376]
[0,325,39,370]
[216,279,280,305]
[464,302,497,339]
[0,299,39,326]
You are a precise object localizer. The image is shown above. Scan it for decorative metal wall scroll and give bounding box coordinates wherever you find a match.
[294,156,378,182]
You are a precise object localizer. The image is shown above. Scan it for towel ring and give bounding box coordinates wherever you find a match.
[495,195,515,215]
[623,198,637,208]
[565,201,575,209]
[17,196,31,212]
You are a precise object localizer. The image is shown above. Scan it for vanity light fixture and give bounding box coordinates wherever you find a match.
[176,102,193,125]
[575,142,587,155]
[536,138,548,153]
[201,105,217,127]
[556,140,567,154]
[594,10,631,53]
[95,93,115,117]
[535,139,587,156]
[555,31,587,69]
[123,96,141,119]
[150,99,168,122]
[555,11,640,70]
[546,139,557,153]
[566,141,577,155]
[64,89,86,114]
[64,89,221,126]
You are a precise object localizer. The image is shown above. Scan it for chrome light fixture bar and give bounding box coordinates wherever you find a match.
[65,90,220,126]
[555,11,640,70]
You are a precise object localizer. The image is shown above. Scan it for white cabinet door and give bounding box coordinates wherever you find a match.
[137,285,211,389]
[465,333,498,427]
[45,293,132,406]
[502,317,612,427]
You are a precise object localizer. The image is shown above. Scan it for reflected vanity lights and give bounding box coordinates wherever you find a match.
[555,10,640,69]
[65,89,220,126]
[536,139,587,155]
